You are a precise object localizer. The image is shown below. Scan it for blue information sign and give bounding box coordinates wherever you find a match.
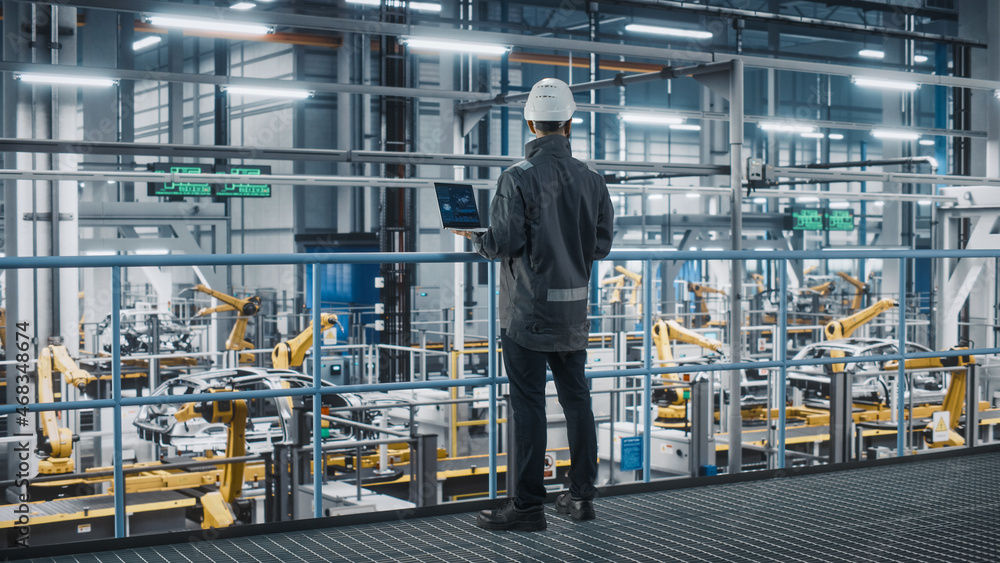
[620,436,643,471]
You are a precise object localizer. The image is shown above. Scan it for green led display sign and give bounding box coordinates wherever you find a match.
[147,163,213,197]
[147,163,273,198]
[789,208,825,231]
[214,165,272,198]
[825,209,855,231]
[784,206,856,232]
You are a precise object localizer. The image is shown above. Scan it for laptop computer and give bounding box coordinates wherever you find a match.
[434,182,488,232]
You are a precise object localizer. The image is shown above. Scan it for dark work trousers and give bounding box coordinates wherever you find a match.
[502,330,598,509]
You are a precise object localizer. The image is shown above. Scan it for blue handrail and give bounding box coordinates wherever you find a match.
[2,247,1000,271]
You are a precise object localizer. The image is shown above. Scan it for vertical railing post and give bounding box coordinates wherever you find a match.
[487,259,498,499]
[642,259,653,482]
[777,260,788,469]
[112,266,125,537]
[312,264,323,519]
[896,258,907,456]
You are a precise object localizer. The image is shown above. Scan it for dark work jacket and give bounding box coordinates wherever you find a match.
[473,134,614,352]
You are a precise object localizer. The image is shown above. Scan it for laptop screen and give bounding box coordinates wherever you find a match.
[434,183,483,229]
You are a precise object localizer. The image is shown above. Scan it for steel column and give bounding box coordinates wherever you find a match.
[777,260,788,469]
[642,259,653,482]
[112,266,125,537]
[897,258,908,455]
[311,265,323,518]
[487,260,497,498]
[966,364,978,448]
[728,59,745,474]
[828,371,850,463]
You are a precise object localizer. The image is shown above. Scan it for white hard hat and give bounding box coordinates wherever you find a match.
[524,78,576,123]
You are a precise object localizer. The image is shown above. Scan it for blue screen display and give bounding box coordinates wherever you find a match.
[435,183,482,228]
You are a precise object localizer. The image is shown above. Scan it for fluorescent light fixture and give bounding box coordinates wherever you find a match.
[799,196,820,203]
[648,194,663,200]
[918,139,935,146]
[84,250,117,256]
[703,247,724,251]
[16,73,118,87]
[874,200,885,207]
[346,0,380,4]
[223,85,313,98]
[107,180,116,184]
[135,249,170,255]
[409,1,442,11]
[400,37,510,55]
[752,197,766,204]
[829,201,851,209]
[231,2,256,9]
[828,133,845,140]
[759,121,815,133]
[858,49,885,59]
[571,117,584,124]
[145,15,273,35]
[995,89,1000,99]
[685,193,701,199]
[800,132,825,139]
[133,36,162,51]
[625,24,713,40]
[670,123,702,131]
[620,112,684,125]
[913,55,928,63]
[753,248,775,252]
[872,129,921,141]
[917,200,932,205]
[851,76,920,91]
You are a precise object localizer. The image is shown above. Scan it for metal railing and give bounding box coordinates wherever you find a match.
[3,247,1000,539]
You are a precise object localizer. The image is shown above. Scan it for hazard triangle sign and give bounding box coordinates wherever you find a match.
[932,411,950,442]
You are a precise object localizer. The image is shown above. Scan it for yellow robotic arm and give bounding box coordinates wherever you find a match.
[824,298,897,341]
[615,265,642,306]
[37,346,95,474]
[836,271,867,312]
[798,280,835,297]
[175,393,248,528]
[271,313,339,370]
[751,273,766,295]
[885,349,975,448]
[687,282,727,328]
[652,319,723,405]
[824,298,897,371]
[601,274,626,304]
[192,285,262,362]
[652,319,722,368]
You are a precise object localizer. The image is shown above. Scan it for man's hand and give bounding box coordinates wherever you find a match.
[453,230,475,240]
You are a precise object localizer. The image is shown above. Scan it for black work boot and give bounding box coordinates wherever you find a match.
[476,500,547,531]
[555,492,596,521]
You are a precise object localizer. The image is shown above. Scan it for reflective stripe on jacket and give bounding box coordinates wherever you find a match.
[474,134,614,352]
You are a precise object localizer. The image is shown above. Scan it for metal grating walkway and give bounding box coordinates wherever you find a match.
[14,451,1000,563]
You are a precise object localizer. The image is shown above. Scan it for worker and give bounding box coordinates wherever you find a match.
[455,77,614,532]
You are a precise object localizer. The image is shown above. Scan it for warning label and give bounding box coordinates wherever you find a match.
[543,453,556,480]
[931,411,950,443]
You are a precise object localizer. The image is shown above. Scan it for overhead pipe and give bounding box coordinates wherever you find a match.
[805,156,939,170]
[457,62,727,114]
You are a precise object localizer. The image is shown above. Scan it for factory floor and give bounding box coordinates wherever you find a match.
[12,449,1000,562]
